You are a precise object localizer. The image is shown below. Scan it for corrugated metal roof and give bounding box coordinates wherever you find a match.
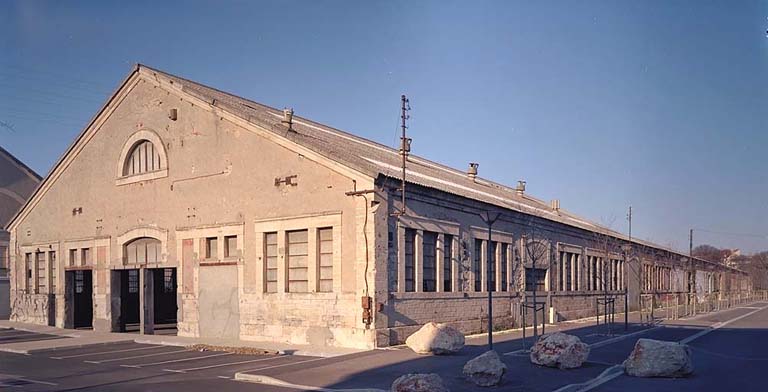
[140,65,742,271]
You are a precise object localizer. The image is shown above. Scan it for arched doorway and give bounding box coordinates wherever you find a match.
[115,237,177,334]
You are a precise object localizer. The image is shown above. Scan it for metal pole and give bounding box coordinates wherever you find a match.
[625,206,631,331]
[481,211,500,350]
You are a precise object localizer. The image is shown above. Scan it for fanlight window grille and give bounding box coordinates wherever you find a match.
[123,140,163,176]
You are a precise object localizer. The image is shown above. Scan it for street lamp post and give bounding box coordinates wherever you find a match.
[480,211,501,350]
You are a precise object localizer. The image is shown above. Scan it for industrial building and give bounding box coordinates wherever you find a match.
[6,65,751,349]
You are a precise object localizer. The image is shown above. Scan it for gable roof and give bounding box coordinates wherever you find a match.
[6,64,744,274]
[0,145,41,229]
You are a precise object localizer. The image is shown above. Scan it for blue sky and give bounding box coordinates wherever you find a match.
[1,1,767,253]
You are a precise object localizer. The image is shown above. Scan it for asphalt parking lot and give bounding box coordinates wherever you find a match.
[1,303,767,391]
[0,328,70,345]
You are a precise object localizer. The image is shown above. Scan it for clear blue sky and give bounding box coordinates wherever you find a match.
[1,1,767,253]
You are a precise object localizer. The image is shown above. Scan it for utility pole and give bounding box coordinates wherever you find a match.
[480,211,501,350]
[624,206,632,331]
[689,228,695,314]
[394,95,411,217]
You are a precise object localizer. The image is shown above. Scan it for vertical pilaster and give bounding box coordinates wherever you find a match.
[480,240,487,292]
[397,226,405,293]
[308,227,318,292]
[495,241,502,292]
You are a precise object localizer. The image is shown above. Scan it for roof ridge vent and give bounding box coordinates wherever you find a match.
[515,180,526,195]
[467,162,479,181]
[282,108,294,131]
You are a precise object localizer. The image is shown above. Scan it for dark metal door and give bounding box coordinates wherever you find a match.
[73,270,93,328]
[119,269,140,331]
[153,268,177,327]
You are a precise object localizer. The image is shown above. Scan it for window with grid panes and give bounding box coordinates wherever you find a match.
[264,232,278,293]
[422,231,437,292]
[473,239,482,291]
[443,234,453,292]
[49,251,56,292]
[404,229,415,292]
[500,243,508,291]
[489,241,497,292]
[36,252,45,293]
[287,230,309,292]
[318,228,333,292]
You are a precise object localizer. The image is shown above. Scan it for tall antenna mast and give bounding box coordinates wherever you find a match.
[394,94,411,216]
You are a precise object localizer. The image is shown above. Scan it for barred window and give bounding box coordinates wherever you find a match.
[264,232,278,293]
[286,230,309,293]
[0,245,8,278]
[318,228,333,292]
[443,234,453,292]
[404,229,416,292]
[525,268,547,292]
[128,269,139,294]
[25,253,32,292]
[422,231,437,292]
[489,241,497,292]
[163,268,175,293]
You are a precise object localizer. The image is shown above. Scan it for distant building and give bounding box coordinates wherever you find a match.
[6,65,751,348]
[0,146,41,319]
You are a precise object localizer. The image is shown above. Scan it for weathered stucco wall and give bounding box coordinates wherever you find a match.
[9,72,376,348]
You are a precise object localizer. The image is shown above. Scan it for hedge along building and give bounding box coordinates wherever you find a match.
[6,65,750,349]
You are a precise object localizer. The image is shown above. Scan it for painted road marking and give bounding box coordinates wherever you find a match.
[503,326,660,356]
[51,345,166,359]
[235,374,386,392]
[552,303,768,392]
[0,373,58,387]
[171,355,289,373]
[132,352,232,367]
[84,348,187,363]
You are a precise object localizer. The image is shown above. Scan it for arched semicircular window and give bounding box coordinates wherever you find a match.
[123,140,164,176]
[124,237,161,264]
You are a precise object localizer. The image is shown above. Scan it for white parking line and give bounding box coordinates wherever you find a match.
[51,345,166,359]
[241,357,328,373]
[133,352,232,367]
[502,326,660,356]
[552,304,768,392]
[170,355,289,373]
[84,348,187,363]
[0,373,58,387]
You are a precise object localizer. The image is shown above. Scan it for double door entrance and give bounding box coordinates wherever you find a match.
[115,268,177,334]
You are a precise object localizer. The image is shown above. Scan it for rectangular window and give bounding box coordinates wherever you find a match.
[49,251,57,292]
[563,253,572,292]
[264,232,278,293]
[404,229,416,292]
[224,235,238,258]
[473,239,482,292]
[0,245,8,278]
[489,241,497,292]
[25,253,32,292]
[287,230,309,293]
[163,268,174,293]
[75,270,85,294]
[81,248,91,266]
[69,249,77,267]
[36,252,45,293]
[318,228,334,292]
[443,234,453,292]
[525,268,547,292]
[205,237,218,259]
[500,243,508,292]
[128,269,139,294]
[573,254,580,291]
[422,231,437,292]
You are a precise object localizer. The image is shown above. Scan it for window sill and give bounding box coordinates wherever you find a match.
[116,169,168,186]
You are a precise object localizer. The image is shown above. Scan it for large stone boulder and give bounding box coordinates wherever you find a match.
[462,350,507,387]
[529,332,590,369]
[391,373,449,392]
[405,322,465,355]
[623,338,693,378]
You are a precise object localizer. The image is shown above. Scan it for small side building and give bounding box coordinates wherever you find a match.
[1,146,41,319]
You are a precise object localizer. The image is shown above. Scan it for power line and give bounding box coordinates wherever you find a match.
[693,228,768,239]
